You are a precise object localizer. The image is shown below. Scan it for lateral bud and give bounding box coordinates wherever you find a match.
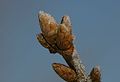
[52,63,77,82]
[89,66,101,82]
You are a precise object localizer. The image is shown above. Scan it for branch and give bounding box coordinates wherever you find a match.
[37,11,101,82]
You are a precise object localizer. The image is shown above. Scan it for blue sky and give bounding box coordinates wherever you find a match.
[0,0,120,82]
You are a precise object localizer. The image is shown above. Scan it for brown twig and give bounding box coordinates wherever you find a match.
[37,11,101,82]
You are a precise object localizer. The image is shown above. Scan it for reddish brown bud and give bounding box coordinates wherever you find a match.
[90,66,101,82]
[38,11,58,37]
[37,33,57,53]
[56,24,74,51]
[37,33,50,49]
[52,63,77,82]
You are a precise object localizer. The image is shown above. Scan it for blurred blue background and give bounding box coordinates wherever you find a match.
[0,0,120,82]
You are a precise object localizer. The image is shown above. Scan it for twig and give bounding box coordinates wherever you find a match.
[37,11,101,82]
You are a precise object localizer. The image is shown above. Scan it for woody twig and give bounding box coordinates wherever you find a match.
[37,11,101,82]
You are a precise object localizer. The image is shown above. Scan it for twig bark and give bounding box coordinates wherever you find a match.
[37,11,101,82]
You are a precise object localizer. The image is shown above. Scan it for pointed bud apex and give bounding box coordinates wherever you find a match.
[61,16,72,33]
